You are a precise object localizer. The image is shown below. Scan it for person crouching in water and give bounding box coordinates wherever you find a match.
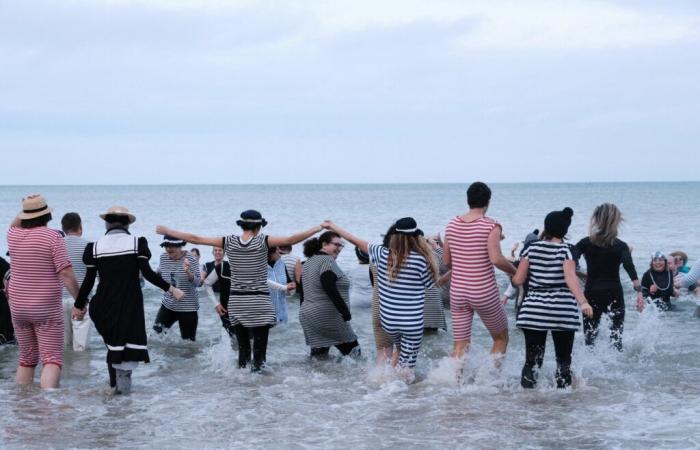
[512,208,593,389]
[153,235,201,341]
[75,207,184,395]
[641,252,679,311]
[324,218,437,382]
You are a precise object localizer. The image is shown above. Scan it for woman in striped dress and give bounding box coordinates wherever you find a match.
[513,207,593,389]
[299,232,360,358]
[152,235,201,341]
[157,210,322,372]
[326,218,437,381]
[424,236,447,331]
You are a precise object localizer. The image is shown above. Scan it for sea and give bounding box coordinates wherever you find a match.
[1,183,699,449]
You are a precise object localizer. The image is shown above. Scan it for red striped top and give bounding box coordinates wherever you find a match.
[6,226,72,318]
[445,216,501,300]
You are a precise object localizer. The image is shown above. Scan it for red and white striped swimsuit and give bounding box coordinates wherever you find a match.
[445,216,508,341]
[7,226,71,367]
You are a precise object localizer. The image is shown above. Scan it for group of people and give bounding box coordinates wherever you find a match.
[3,184,700,394]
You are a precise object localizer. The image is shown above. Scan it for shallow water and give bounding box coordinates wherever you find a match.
[1,183,700,449]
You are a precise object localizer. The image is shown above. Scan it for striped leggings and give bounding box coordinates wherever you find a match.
[382,322,424,368]
[11,307,64,367]
[450,292,508,342]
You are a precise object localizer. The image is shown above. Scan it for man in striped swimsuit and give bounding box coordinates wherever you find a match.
[443,182,516,361]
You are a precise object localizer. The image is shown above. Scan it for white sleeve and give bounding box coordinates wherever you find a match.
[267,279,287,291]
[682,260,700,288]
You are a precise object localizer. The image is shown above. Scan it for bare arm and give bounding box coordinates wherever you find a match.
[442,239,452,269]
[59,266,79,300]
[267,225,323,248]
[155,225,222,247]
[325,221,368,254]
[488,227,516,275]
[10,214,21,228]
[512,258,529,286]
[564,260,592,317]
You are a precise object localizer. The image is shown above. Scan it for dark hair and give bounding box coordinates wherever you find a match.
[104,214,130,226]
[382,224,396,247]
[21,213,52,229]
[355,246,369,264]
[239,222,262,232]
[268,246,278,256]
[191,248,200,258]
[278,245,292,252]
[467,182,491,208]
[303,231,340,258]
[61,212,82,233]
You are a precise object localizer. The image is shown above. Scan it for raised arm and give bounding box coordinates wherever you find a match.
[155,225,222,247]
[267,225,323,248]
[488,226,516,276]
[325,221,369,254]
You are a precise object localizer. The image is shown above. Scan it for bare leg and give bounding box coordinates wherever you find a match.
[390,348,400,367]
[451,340,470,359]
[375,346,392,365]
[490,329,509,368]
[16,366,35,385]
[39,364,61,389]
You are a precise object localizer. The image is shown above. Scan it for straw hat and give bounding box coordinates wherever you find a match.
[99,206,136,224]
[18,194,53,220]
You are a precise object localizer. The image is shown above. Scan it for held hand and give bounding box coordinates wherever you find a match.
[342,313,352,322]
[580,302,593,318]
[170,287,185,301]
[321,220,334,230]
[182,259,191,273]
[636,293,645,312]
[215,304,227,317]
[674,274,683,288]
[155,225,169,236]
[71,306,86,321]
[650,284,658,294]
[286,282,296,292]
[500,295,508,305]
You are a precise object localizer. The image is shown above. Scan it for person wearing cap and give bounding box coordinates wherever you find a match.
[6,194,80,388]
[75,206,184,395]
[574,203,642,351]
[324,218,437,382]
[298,231,360,358]
[513,207,593,389]
[442,182,516,364]
[156,210,323,372]
[152,235,201,341]
[641,252,678,311]
[60,212,92,352]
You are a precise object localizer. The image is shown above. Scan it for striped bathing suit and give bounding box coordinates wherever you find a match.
[516,241,581,331]
[7,226,72,367]
[368,244,434,368]
[444,216,507,342]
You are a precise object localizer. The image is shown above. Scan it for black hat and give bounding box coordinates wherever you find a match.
[161,235,186,247]
[393,217,423,237]
[544,208,573,239]
[236,209,268,228]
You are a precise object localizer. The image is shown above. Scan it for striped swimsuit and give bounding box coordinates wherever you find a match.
[368,244,435,368]
[445,216,508,342]
[7,226,72,367]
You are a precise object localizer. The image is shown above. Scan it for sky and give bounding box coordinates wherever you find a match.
[1,0,699,184]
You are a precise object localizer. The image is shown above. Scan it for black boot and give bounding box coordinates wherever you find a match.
[521,365,536,389]
[108,364,117,388]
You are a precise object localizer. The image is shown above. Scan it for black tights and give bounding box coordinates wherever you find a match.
[522,329,575,388]
[310,340,360,358]
[233,325,270,371]
[583,288,625,351]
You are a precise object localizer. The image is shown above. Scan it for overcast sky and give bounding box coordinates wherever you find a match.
[1,0,699,184]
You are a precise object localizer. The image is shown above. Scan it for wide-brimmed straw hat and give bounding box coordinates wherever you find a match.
[18,194,53,220]
[236,210,268,228]
[99,206,136,224]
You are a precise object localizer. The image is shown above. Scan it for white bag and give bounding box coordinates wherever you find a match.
[71,316,91,351]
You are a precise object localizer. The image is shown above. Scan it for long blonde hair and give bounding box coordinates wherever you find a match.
[386,234,439,283]
[589,203,622,247]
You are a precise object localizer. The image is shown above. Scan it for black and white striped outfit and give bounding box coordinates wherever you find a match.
[222,233,275,328]
[157,252,200,312]
[516,241,581,331]
[368,243,435,368]
[424,249,446,330]
[299,254,357,348]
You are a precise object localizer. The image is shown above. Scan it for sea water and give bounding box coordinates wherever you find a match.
[1,183,699,449]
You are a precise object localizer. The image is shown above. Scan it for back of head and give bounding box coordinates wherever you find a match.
[302,231,339,258]
[103,214,130,228]
[589,203,622,247]
[61,212,82,233]
[386,233,438,283]
[467,182,491,209]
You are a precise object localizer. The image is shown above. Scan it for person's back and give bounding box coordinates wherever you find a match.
[575,237,635,290]
[445,216,499,298]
